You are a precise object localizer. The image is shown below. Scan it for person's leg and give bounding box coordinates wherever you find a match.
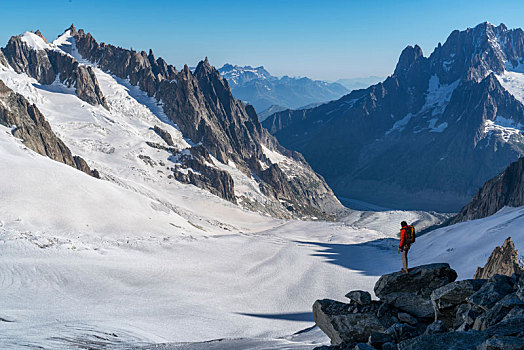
[401,249,408,272]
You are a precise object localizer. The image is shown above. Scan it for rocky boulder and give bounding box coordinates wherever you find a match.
[477,336,524,350]
[473,293,524,331]
[454,302,484,330]
[373,263,457,318]
[474,237,524,279]
[397,331,488,350]
[312,299,386,346]
[430,278,486,327]
[345,291,371,306]
[467,274,515,311]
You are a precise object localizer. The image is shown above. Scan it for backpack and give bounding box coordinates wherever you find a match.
[406,225,416,244]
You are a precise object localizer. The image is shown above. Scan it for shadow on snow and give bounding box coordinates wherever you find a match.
[296,238,401,276]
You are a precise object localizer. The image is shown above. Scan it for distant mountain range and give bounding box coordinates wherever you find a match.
[335,76,385,91]
[218,64,349,114]
[264,22,524,212]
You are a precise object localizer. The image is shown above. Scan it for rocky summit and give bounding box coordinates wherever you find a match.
[0,25,343,219]
[313,261,524,350]
[264,22,524,212]
[473,237,524,280]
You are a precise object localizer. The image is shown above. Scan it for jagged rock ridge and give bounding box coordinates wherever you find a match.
[264,22,524,212]
[1,26,107,108]
[0,79,98,177]
[474,237,524,279]
[452,157,524,223]
[68,27,342,218]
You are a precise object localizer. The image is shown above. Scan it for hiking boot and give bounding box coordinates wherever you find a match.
[401,269,409,274]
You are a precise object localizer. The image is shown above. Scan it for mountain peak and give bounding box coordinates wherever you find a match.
[394,44,424,76]
[34,29,47,43]
[67,24,77,35]
[195,57,214,76]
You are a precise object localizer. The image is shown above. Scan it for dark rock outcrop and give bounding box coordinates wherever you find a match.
[153,125,175,147]
[345,291,372,306]
[431,279,486,327]
[453,156,524,223]
[467,275,515,311]
[397,331,488,350]
[1,32,107,108]
[171,145,236,203]
[473,293,524,331]
[312,299,386,346]
[373,263,457,318]
[473,237,524,278]
[477,336,524,350]
[0,79,98,177]
[313,263,524,350]
[0,50,7,67]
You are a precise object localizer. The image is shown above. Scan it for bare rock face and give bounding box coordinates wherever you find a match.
[474,237,524,279]
[0,50,7,67]
[70,28,342,218]
[172,145,236,203]
[264,22,524,212]
[453,158,524,223]
[0,79,98,178]
[153,125,175,146]
[1,34,107,108]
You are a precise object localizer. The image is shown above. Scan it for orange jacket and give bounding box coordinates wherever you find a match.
[399,226,408,248]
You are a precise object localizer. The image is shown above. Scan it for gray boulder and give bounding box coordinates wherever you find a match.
[313,299,386,346]
[473,293,524,331]
[345,291,372,306]
[467,275,514,311]
[385,323,418,343]
[397,331,487,350]
[374,264,457,318]
[423,320,448,335]
[431,279,486,327]
[477,337,524,350]
[381,343,396,350]
[354,343,374,350]
[485,315,524,337]
[454,302,484,330]
[368,332,393,348]
[397,312,417,325]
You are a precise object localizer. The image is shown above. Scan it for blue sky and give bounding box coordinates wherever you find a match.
[2,0,524,80]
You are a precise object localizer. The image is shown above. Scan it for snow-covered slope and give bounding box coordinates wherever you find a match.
[2,115,524,349]
[0,34,326,220]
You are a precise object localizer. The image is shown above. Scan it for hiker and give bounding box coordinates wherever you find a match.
[398,221,415,273]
